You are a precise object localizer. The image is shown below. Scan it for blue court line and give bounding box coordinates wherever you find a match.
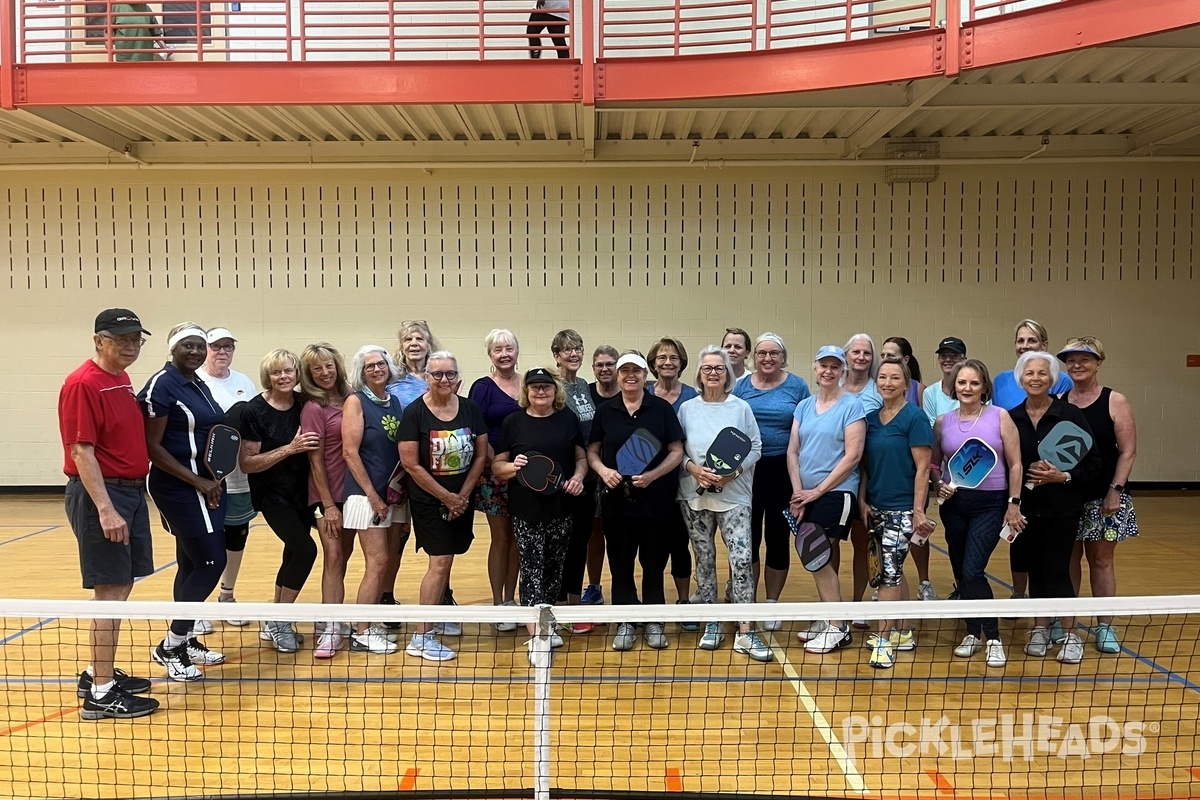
[927,540,1200,696]
[0,525,59,548]
[0,559,177,648]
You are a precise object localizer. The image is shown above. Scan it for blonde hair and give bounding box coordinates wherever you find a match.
[258,349,301,392]
[518,368,566,411]
[299,342,351,407]
[1014,319,1051,346]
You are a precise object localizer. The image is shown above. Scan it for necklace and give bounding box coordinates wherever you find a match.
[956,405,984,432]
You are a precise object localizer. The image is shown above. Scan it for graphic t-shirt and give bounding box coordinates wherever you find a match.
[398,396,487,502]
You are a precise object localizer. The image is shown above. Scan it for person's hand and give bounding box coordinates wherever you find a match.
[1101,487,1121,516]
[368,493,388,522]
[98,505,130,545]
[912,509,931,538]
[600,466,623,490]
[290,430,321,455]
[791,488,822,508]
[319,514,341,540]
[1026,461,1065,486]
[693,465,720,490]
[630,472,655,489]
[1003,504,1026,533]
[443,492,470,520]
[788,498,806,518]
[563,477,584,496]
[512,454,529,470]
[194,477,222,509]
[937,481,957,501]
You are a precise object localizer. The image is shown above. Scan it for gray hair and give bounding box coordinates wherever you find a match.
[1015,350,1060,388]
[349,345,400,392]
[485,328,518,353]
[693,345,736,393]
[427,350,459,371]
[753,332,789,369]
[843,332,877,378]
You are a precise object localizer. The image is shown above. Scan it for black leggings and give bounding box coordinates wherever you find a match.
[527,12,568,58]
[261,507,318,592]
[224,522,250,552]
[749,453,792,571]
[1009,514,1080,600]
[603,513,672,606]
[560,486,596,599]
[169,532,227,637]
[515,516,572,608]
[667,505,692,580]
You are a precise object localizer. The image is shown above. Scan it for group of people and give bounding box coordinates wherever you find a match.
[59,309,1138,718]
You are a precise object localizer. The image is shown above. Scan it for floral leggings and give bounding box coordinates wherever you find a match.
[513,516,572,607]
[679,503,754,605]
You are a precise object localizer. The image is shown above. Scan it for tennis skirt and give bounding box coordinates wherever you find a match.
[1077,493,1139,543]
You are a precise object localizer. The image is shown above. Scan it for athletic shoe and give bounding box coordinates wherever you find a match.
[862,633,886,649]
[733,631,774,662]
[351,629,398,655]
[612,622,636,651]
[868,638,895,669]
[1057,632,1084,664]
[495,600,518,633]
[1048,619,1067,644]
[191,619,213,635]
[380,596,404,631]
[889,629,916,651]
[314,631,342,659]
[805,624,851,654]
[571,621,593,635]
[151,641,202,682]
[76,667,151,699]
[917,581,938,601]
[185,637,225,665]
[443,587,457,606]
[263,621,300,653]
[851,619,870,630]
[1024,626,1050,657]
[433,621,462,637]
[581,584,604,605]
[797,620,828,643]
[365,624,398,643]
[760,599,781,631]
[80,684,160,720]
[985,639,1007,667]
[954,635,982,658]
[1093,622,1121,654]
[548,631,564,648]
[698,622,724,650]
[218,595,247,626]
[947,584,961,601]
[676,600,700,632]
[259,621,305,645]
[644,623,669,649]
[405,631,456,662]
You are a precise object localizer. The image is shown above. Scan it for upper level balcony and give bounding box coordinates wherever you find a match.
[1,0,1198,167]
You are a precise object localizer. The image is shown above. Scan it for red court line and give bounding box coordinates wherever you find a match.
[399,767,419,791]
[0,705,79,737]
[664,767,683,793]
[1190,767,1200,781]
[924,769,955,795]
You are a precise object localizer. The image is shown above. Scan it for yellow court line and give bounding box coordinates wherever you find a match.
[766,633,868,794]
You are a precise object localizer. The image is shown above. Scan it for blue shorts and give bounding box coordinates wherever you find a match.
[66,478,154,589]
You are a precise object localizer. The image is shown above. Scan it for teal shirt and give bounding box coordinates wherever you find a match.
[863,403,932,510]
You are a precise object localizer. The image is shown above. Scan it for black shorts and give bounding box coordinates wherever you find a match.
[411,495,475,557]
[66,478,154,589]
[806,491,859,541]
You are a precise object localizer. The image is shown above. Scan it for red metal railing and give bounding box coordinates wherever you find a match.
[4,0,1071,64]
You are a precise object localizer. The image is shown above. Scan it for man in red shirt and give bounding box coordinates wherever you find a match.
[58,308,160,720]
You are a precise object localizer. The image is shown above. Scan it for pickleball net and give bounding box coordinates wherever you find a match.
[0,595,1197,800]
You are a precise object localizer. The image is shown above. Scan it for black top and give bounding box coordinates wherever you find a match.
[496,409,584,522]
[588,382,617,412]
[1059,386,1120,501]
[1010,397,1103,519]
[397,396,487,503]
[589,393,684,519]
[239,394,309,512]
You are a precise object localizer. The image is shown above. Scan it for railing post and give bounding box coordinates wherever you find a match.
[477,0,484,61]
[945,0,961,76]
[0,0,15,108]
[674,0,681,57]
[582,0,594,101]
[531,603,554,800]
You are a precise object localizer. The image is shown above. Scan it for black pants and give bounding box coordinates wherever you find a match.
[602,513,672,606]
[560,485,596,599]
[169,532,228,637]
[261,506,318,592]
[527,12,568,58]
[749,453,792,570]
[1009,514,1080,600]
[941,489,1007,640]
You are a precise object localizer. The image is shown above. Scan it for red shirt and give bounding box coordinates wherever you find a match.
[59,360,150,479]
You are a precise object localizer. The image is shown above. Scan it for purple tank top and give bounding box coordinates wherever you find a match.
[939,405,1006,491]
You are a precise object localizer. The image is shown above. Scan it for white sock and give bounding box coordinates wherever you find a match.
[85,664,94,677]
[165,631,187,649]
[91,679,116,699]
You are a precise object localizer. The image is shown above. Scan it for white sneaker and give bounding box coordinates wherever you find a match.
[761,599,781,631]
[314,631,342,659]
[152,641,203,682]
[1057,632,1084,664]
[644,622,669,649]
[405,631,456,662]
[698,622,724,650]
[733,631,774,662]
[494,600,518,633]
[954,635,982,658]
[804,624,851,654]
[985,639,1007,667]
[612,622,636,651]
[797,620,828,643]
[191,619,213,635]
[917,580,938,601]
[1025,626,1050,657]
[185,636,225,665]
[550,632,564,648]
[364,623,398,643]
[434,621,462,637]
[351,629,398,655]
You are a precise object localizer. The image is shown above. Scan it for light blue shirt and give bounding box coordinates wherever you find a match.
[848,380,883,415]
[386,373,429,409]
[922,382,960,428]
[794,392,866,495]
[733,372,812,456]
[992,369,1073,410]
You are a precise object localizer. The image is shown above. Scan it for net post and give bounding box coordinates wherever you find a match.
[532,602,554,800]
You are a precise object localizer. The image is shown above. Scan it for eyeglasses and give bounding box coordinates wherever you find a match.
[429,370,459,382]
[364,361,389,372]
[528,384,555,393]
[593,361,616,370]
[755,350,782,359]
[699,365,727,374]
[100,334,145,348]
[656,354,680,363]
[208,343,235,352]
[556,346,584,355]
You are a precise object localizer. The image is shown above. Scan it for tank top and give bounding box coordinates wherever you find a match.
[1064,386,1118,500]
[344,390,404,497]
[939,405,1006,491]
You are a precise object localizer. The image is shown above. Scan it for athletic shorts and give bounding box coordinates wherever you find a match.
[411,496,476,556]
[66,478,154,589]
[225,491,257,527]
[805,491,859,541]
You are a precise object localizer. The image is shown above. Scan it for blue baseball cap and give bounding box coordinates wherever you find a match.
[814,345,846,365]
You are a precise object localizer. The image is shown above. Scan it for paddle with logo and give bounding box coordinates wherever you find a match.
[605,428,663,495]
[517,451,565,495]
[1026,420,1094,490]
[203,424,242,482]
[696,427,752,495]
[784,508,831,572]
[937,437,999,505]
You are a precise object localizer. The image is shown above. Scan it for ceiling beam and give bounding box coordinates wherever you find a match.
[15,108,130,154]
[1128,116,1200,154]
[843,77,953,156]
[928,82,1200,108]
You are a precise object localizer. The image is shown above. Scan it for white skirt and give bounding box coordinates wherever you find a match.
[343,494,397,530]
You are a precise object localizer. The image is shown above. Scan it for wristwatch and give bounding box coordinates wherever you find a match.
[1110,483,1126,493]
[733,466,744,479]
[1063,472,1072,484]
[1007,496,1022,506]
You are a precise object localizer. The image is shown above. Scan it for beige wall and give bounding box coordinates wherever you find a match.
[2,163,1197,485]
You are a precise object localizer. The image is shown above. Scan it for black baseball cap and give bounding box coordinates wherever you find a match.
[935,336,966,356]
[95,308,151,336]
[524,368,556,386]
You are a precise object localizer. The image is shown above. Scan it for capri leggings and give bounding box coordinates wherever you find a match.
[261,506,319,591]
[169,532,227,637]
[560,484,596,599]
[749,453,792,571]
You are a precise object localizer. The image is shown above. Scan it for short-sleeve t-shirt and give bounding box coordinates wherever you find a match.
[239,394,309,512]
[300,401,345,506]
[733,372,812,456]
[197,367,257,494]
[138,361,226,503]
[386,373,428,409]
[589,394,684,518]
[922,382,959,428]
[993,369,1073,410]
[397,396,488,501]
[59,360,150,480]
[563,377,596,440]
[863,403,933,511]
[468,377,521,445]
[496,409,584,522]
[794,392,866,496]
[849,380,884,415]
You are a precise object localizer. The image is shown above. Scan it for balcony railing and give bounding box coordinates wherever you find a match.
[6,0,1066,64]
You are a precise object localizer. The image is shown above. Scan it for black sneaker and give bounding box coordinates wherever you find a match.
[443,587,457,606]
[76,667,152,699]
[80,684,160,720]
[380,595,403,630]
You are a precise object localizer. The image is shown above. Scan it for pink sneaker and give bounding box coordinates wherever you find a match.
[314,630,342,659]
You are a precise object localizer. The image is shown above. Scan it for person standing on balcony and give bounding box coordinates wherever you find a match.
[527,0,570,59]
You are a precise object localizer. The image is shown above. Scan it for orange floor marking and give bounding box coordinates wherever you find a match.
[1191,767,1200,781]
[924,769,955,795]
[665,767,683,792]
[399,767,419,791]
[0,706,79,737]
